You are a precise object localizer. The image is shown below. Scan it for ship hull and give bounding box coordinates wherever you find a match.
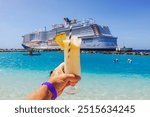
[22,45,116,51]
[22,36,117,51]
[81,48,116,51]
[81,36,117,50]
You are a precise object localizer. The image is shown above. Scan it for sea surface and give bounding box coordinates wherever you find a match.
[0,52,150,100]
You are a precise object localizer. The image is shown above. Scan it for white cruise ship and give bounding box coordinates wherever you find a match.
[22,18,117,51]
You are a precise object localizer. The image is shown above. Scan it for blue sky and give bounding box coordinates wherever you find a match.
[0,0,150,49]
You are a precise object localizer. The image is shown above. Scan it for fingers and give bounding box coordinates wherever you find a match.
[69,82,77,86]
[63,74,81,83]
[58,62,64,70]
[54,62,65,74]
[51,63,65,77]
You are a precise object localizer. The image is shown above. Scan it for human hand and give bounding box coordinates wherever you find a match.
[48,63,81,96]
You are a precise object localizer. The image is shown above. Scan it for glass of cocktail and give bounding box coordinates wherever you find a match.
[63,36,81,94]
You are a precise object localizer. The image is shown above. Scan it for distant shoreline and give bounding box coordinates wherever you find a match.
[0,49,150,56]
[0,48,61,52]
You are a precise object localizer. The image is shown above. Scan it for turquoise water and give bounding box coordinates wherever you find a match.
[0,52,150,99]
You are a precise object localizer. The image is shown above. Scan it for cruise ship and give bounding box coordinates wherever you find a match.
[22,18,117,51]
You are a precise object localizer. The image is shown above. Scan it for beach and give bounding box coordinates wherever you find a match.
[0,52,150,100]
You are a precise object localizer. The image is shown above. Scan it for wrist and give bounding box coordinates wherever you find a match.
[41,85,53,100]
[42,82,57,100]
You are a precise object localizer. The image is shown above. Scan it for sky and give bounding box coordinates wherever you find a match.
[0,0,150,49]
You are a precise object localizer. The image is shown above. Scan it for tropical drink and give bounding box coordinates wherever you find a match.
[63,37,81,76]
[63,37,81,94]
[54,33,81,94]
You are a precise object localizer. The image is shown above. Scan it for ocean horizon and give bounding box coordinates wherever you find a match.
[0,52,150,100]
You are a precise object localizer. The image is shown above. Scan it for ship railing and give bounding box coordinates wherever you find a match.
[101,34,113,37]
[52,18,95,29]
[52,24,64,29]
[82,18,95,26]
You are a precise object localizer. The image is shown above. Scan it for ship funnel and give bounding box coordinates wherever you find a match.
[64,17,71,24]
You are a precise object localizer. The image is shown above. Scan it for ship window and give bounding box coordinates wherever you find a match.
[83,38,93,43]
[85,40,92,43]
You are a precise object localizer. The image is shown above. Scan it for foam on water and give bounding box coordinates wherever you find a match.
[0,52,150,100]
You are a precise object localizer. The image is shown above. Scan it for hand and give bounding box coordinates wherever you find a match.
[48,63,81,96]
